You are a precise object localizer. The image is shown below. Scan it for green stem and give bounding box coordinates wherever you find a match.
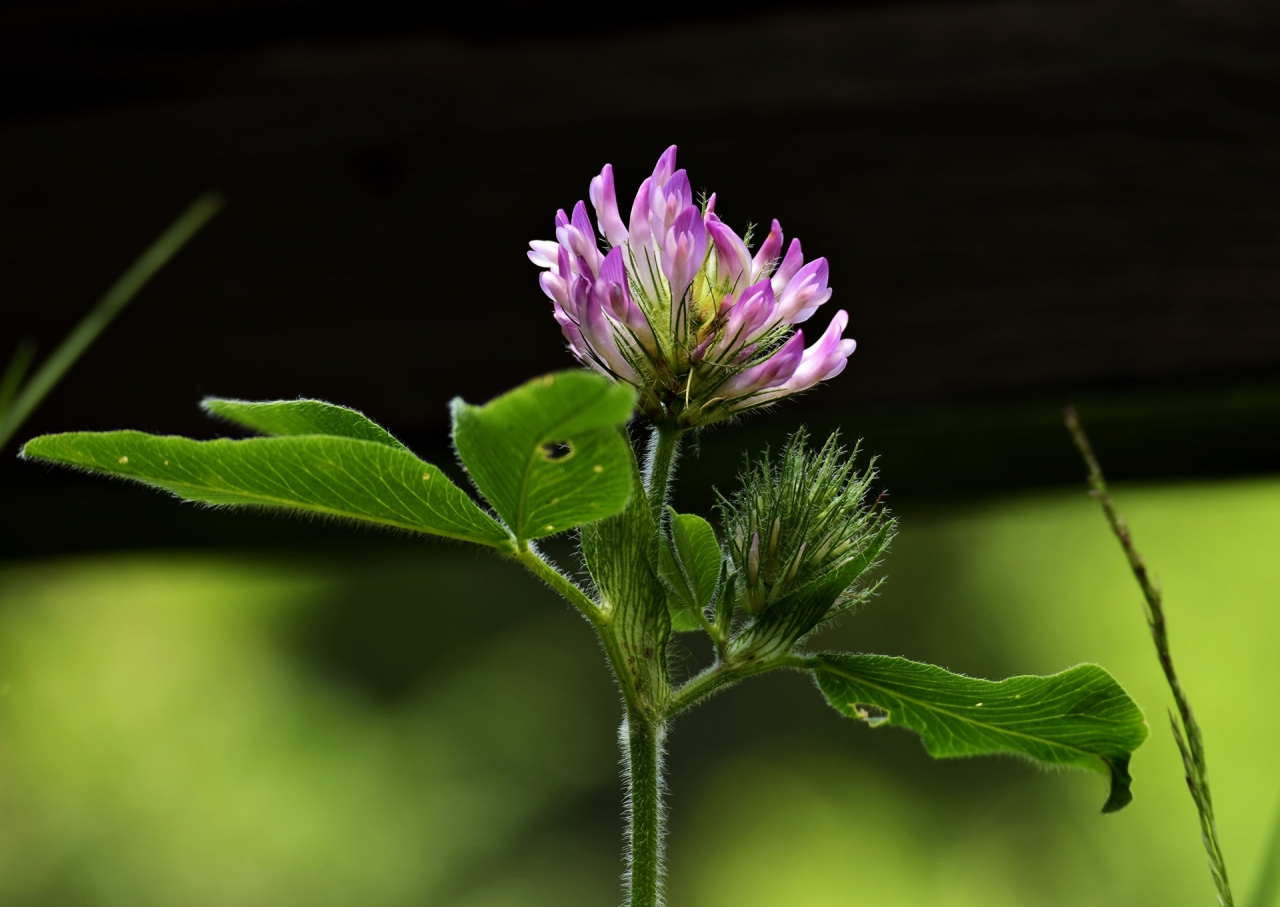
[514,547,604,627]
[667,654,808,718]
[643,425,680,525]
[0,193,223,451]
[625,709,665,907]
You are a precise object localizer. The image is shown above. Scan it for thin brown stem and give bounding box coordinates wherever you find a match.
[1064,405,1232,907]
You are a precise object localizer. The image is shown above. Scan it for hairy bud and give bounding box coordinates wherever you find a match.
[718,431,895,650]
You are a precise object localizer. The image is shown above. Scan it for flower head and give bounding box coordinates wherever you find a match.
[530,146,856,427]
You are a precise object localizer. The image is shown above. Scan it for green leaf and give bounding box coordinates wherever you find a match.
[202,398,408,450]
[657,544,700,631]
[451,370,636,544]
[581,449,670,703]
[715,569,735,637]
[657,508,722,631]
[669,509,721,608]
[813,654,1148,812]
[21,430,513,550]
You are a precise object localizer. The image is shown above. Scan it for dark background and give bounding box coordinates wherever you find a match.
[3,0,1280,544]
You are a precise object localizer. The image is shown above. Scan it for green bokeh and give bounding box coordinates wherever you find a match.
[1,477,1277,905]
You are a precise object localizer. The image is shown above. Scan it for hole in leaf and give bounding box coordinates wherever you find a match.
[852,703,889,726]
[541,441,574,461]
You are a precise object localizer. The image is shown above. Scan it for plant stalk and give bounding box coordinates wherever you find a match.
[514,547,604,626]
[1064,405,1233,906]
[667,654,805,718]
[624,708,666,907]
[644,425,680,525]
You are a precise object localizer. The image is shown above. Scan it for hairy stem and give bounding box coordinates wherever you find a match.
[1064,405,1233,906]
[514,547,604,626]
[643,425,681,526]
[624,709,665,907]
[668,654,807,718]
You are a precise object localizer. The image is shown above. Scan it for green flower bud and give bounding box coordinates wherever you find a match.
[718,430,895,650]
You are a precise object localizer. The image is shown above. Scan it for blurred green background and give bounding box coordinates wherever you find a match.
[1,475,1276,906]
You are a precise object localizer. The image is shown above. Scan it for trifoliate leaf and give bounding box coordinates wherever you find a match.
[814,654,1148,812]
[202,398,408,450]
[21,430,513,550]
[451,371,636,545]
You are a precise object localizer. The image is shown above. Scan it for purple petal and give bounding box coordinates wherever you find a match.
[751,219,784,279]
[568,201,602,275]
[580,282,640,382]
[661,205,708,306]
[599,244,627,285]
[776,257,832,324]
[689,331,715,364]
[527,239,559,269]
[650,169,693,241]
[770,239,805,295]
[595,247,658,354]
[717,279,778,357]
[556,245,574,282]
[539,270,570,307]
[782,310,856,392]
[708,220,752,292]
[628,176,654,250]
[552,305,589,360]
[716,330,805,398]
[651,145,678,186]
[589,164,629,247]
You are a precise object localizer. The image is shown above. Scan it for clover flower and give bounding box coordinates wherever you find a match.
[529,146,856,427]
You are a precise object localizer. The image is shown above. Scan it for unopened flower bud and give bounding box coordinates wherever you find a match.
[718,430,895,646]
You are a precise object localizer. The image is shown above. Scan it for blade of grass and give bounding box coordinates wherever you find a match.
[0,338,37,419]
[0,193,223,451]
[1065,405,1233,907]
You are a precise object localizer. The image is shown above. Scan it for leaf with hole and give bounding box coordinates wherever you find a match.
[813,654,1148,812]
[451,370,636,544]
[21,428,513,550]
